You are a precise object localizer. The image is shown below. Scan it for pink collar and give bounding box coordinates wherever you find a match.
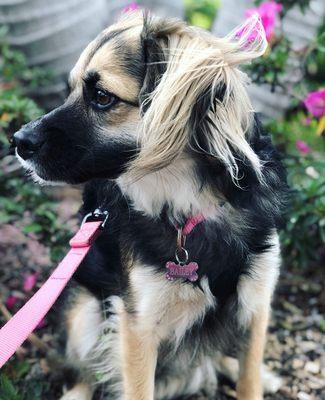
[181,214,206,236]
[166,213,206,282]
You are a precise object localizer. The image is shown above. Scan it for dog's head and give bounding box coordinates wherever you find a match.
[14,12,267,185]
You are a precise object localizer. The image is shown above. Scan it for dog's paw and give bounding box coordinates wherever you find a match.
[59,383,93,400]
[262,366,283,393]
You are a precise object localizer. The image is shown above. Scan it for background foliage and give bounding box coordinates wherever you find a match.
[243,0,324,270]
[0,27,71,264]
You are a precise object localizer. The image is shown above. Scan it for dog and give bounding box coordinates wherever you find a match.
[13,11,286,400]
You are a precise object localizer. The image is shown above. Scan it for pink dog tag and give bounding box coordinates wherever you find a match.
[165,261,199,282]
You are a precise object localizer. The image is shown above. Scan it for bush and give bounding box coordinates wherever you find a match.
[0,29,70,263]
[243,1,325,269]
[267,115,325,269]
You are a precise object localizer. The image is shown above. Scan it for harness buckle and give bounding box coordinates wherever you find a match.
[81,208,109,228]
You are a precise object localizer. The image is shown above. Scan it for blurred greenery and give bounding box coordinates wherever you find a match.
[0,367,49,400]
[0,27,70,264]
[184,0,220,30]
[245,2,325,271]
[267,116,325,269]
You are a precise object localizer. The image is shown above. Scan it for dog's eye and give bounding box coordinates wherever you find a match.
[92,89,117,110]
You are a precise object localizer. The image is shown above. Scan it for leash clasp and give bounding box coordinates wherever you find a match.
[81,208,109,228]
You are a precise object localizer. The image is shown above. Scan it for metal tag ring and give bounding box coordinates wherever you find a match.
[177,229,186,249]
[175,247,189,265]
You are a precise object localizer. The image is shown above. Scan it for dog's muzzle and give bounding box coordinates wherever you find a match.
[13,126,45,160]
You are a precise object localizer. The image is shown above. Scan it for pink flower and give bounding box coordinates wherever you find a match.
[296,140,311,155]
[23,272,38,292]
[6,295,18,310]
[123,2,139,13]
[303,89,325,118]
[245,1,282,41]
[302,117,312,126]
[235,14,266,46]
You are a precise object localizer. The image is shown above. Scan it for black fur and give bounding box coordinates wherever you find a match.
[139,18,167,112]
[72,115,286,358]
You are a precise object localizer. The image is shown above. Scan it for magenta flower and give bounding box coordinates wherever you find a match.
[296,140,311,155]
[245,1,282,41]
[23,272,38,292]
[6,294,18,310]
[235,14,266,47]
[302,117,312,126]
[303,89,325,118]
[123,2,139,13]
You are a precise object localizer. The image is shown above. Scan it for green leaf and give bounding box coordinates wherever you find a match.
[0,375,21,400]
[23,223,43,234]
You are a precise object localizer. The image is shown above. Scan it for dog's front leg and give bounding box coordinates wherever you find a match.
[236,305,270,400]
[119,306,158,400]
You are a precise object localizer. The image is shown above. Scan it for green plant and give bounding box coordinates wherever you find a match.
[0,29,70,400]
[0,375,22,400]
[242,1,325,269]
[184,0,220,30]
[0,364,50,400]
[0,26,51,144]
[246,6,324,98]
[267,115,325,269]
[281,156,325,269]
[0,32,70,263]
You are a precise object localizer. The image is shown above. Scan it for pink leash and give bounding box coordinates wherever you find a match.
[0,209,108,369]
[0,210,203,368]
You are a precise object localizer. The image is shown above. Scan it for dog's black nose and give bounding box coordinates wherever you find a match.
[13,128,44,160]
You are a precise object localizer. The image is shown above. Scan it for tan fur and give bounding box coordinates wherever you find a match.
[117,266,216,400]
[118,156,220,218]
[87,28,142,103]
[237,231,280,327]
[217,355,282,395]
[235,233,280,399]
[119,304,158,400]
[237,307,270,400]
[65,289,102,364]
[69,11,143,87]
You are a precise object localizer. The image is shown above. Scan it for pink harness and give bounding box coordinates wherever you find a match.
[0,210,204,368]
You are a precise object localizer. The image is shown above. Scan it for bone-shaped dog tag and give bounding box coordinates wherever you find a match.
[165,261,199,282]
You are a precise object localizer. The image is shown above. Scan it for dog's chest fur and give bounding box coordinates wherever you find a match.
[73,176,279,355]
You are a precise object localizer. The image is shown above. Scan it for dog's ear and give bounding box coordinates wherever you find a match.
[188,14,267,181]
[139,16,187,113]
[139,18,167,113]
[139,37,166,113]
[129,15,266,182]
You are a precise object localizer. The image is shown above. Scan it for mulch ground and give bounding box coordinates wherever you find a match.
[0,197,324,400]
